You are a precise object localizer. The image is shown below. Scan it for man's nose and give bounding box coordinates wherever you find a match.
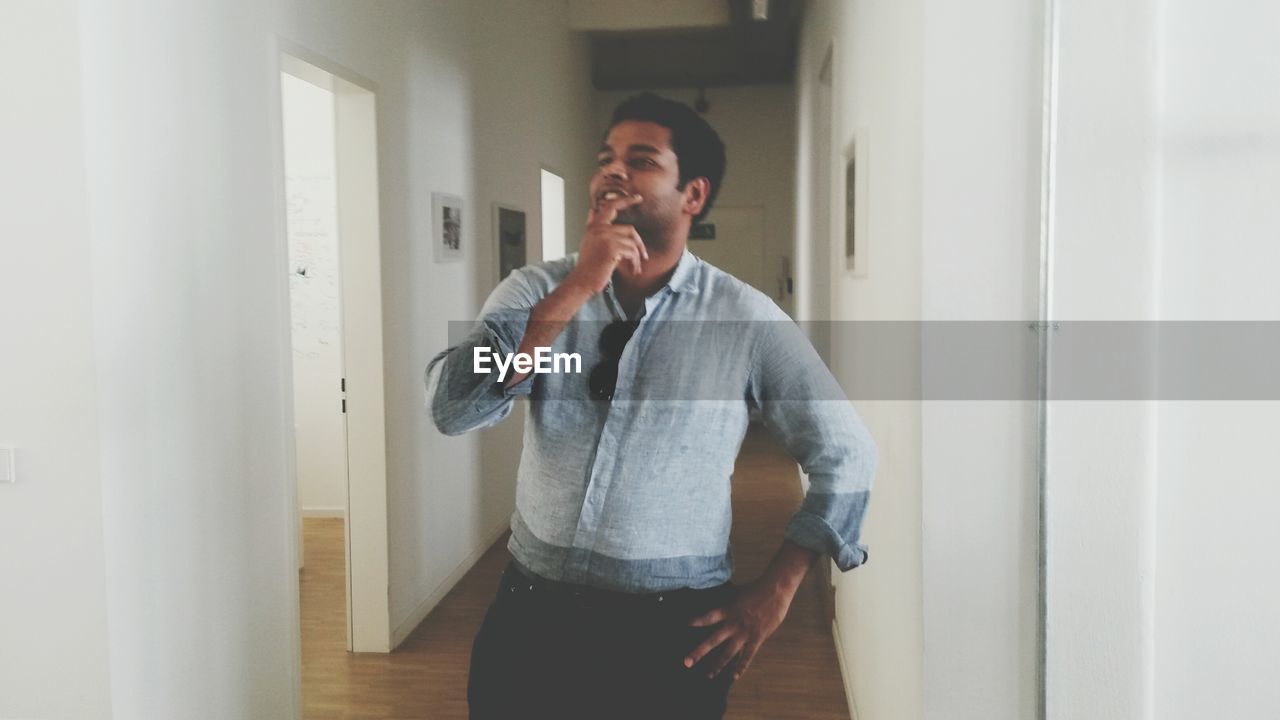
[601,158,627,180]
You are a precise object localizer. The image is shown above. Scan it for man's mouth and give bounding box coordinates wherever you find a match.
[597,188,631,203]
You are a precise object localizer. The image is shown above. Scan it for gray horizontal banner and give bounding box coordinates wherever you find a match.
[442,320,1280,400]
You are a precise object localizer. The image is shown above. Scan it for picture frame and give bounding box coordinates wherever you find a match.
[841,128,870,276]
[492,202,527,281]
[432,192,464,263]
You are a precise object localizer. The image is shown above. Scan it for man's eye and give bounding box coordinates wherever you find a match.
[596,157,612,166]
[629,158,655,168]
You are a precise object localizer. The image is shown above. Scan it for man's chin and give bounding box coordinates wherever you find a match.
[610,215,668,251]
[614,211,658,233]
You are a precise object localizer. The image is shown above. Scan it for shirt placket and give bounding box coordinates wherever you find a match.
[565,285,672,578]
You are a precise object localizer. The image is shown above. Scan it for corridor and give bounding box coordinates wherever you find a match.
[9,1,1278,718]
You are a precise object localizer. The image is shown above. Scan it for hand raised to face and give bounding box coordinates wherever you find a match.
[565,192,648,295]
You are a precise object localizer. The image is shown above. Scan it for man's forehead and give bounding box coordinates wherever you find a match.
[599,121,673,154]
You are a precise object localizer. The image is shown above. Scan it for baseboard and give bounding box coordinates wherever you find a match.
[301,507,346,518]
[831,614,860,720]
[390,519,509,649]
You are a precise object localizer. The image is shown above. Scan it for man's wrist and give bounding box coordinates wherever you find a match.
[524,281,592,332]
[761,539,818,595]
[555,274,598,304]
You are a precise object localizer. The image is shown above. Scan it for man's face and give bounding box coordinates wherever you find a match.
[592,120,701,243]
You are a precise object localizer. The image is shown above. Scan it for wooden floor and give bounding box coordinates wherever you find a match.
[301,426,851,719]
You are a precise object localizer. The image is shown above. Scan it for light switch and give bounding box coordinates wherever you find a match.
[0,447,15,484]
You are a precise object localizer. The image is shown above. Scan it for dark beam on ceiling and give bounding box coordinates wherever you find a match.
[590,0,804,91]
[727,0,753,25]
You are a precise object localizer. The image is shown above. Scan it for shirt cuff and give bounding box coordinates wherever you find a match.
[481,312,533,398]
[784,511,868,571]
[499,371,535,397]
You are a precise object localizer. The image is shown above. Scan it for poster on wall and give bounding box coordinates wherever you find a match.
[432,192,464,262]
[843,127,870,276]
[494,203,527,281]
[845,153,857,264]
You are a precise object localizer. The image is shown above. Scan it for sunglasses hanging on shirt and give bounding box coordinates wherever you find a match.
[588,319,640,401]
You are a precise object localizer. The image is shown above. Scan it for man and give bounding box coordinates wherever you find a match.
[425,93,876,719]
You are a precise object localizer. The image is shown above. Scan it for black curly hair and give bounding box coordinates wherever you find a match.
[606,93,727,224]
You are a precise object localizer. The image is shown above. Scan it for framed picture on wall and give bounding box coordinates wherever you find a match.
[493,203,527,281]
[432,192,464,263]
[842,128,870,276]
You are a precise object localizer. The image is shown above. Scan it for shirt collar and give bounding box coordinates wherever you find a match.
[599,246,700,315]
[665,247,700,295]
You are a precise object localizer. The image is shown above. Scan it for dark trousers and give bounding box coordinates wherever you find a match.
[468,560,741,720]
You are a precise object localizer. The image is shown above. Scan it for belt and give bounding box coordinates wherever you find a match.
[503,559,733,611]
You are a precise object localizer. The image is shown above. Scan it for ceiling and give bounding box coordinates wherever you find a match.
[571,0,806,90]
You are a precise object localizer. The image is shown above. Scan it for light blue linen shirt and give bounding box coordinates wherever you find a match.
[424,248,876,592]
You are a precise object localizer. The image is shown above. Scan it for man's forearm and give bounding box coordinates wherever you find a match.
[759,539,819,597]
[503,281,594,388]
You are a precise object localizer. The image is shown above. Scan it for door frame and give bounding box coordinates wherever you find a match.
[273,38,392,655]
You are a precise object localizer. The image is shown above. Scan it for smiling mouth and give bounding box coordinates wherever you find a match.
[597,189,631,203]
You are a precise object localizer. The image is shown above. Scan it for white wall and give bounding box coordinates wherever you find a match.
[394,0,595,636]
[1154,1,1280,718]
[0,1,114,717]
[920,0,1043,718]
[1046,3,1280,719]
[78,0,316,714]
[874,1,1280,719]
[796,1,1044,719]
[282,73,348,515]
[0,0,597,717]
[795,2,926,719]
[592,85,797,315]
[1046,1,1162,718]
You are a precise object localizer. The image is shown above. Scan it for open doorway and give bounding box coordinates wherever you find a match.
[277,47,391,657]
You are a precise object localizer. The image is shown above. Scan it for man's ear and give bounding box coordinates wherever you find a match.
[683,177,711,217]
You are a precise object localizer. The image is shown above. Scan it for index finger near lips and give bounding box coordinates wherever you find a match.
[588,193,642,225]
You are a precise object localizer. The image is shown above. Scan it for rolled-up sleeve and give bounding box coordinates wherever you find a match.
[747,316,878,571]
[423,268,540,436]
